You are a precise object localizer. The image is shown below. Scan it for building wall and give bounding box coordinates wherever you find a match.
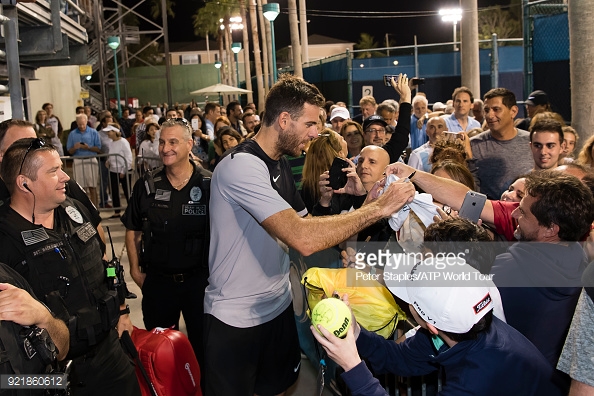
[29,66,82,125]
[307,43,354,62]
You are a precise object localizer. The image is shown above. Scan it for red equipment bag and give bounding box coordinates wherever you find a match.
[125,326,202,396]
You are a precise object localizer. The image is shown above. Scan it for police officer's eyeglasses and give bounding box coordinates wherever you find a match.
[19,138,46,175]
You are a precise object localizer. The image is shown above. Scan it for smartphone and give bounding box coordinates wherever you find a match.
[328,157,350,190]
[191,118,199,131]
[444,131,460,142]
[383,75,399,87]
[411,78,426,85]
[459,191,487,223]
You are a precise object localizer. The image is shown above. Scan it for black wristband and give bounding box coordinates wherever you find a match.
[120,304,130,316]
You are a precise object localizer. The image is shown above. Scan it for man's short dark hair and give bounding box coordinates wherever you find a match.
[42,103,52,111]
[75,106,85,114]
[377,103,395,115]
[452,86,474,103]
[226,101,241,115]
[529,118,564,143]
[423,217,495,274]
[142,106,153,115]
[262,74,325,127]
[525,170,594,241]
[1,138,57,194]
[204,102,220,115]
[0,119,34,147]
[483,88,517,109]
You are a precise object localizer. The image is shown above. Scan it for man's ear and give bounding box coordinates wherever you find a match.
[277,112,290,130]
[544,223,560,239]
[510,105,519,119]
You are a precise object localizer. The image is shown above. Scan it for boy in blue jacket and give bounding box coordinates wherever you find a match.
[311,261,558,396]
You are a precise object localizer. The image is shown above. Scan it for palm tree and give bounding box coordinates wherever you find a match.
[569,0,594,146]
[150,0,175,20]
[245,0,265,110]
[193,2,228,84]
[354,33,384,59]
[478,5,521,48]
[288,0,302,77]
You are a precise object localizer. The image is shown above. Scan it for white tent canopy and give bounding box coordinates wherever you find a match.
[190,83,252,96]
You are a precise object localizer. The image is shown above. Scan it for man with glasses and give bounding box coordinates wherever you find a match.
[363,115,388,146]
[122,118,212,374]
[0,138,140,396]
[0,119,103,241]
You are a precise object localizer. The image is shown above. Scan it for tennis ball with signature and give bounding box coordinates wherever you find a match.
[311,298,351,339]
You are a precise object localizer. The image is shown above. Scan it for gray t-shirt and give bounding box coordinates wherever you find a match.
[205,146,307,328]
[470,129,533,200]
[557,289,594,387]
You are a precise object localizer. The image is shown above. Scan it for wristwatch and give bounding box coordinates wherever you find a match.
[120,304,130,315]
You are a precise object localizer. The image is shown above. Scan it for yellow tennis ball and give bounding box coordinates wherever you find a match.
[311,298,351,339]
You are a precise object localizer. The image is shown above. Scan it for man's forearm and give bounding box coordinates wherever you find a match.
[125,230,142,273]
[38,315,69,361]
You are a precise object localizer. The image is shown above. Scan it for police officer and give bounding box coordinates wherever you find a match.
[122,118,211,369]
[0,262,70,384]
[0,138,140,396]
[0,119,106,253]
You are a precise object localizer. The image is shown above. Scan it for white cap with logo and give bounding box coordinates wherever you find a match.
[388,258,494,333]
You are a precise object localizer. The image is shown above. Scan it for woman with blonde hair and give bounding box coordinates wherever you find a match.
[300,129,348,212]
[34,109,55,144]
[340,121,365,159]
[577,134,594,169]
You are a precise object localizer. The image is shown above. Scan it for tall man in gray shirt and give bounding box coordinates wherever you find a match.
[469,88,534,199]
[204,74,415,396]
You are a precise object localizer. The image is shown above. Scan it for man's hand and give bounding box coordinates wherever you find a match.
[318,171,333,207]
[375,178,415,218]
[0,283,54,329]
[130,267,146,289]
[337,158,366,197]
[117,309,134,338]
[384,162,415,180]
[416,117,426,130]
[456,132,473,159]
[390,73,412,104]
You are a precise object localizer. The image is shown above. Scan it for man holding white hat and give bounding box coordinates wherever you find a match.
[311,260,555,396]
[330,107,351,133]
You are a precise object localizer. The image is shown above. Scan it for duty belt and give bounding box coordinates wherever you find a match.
[149,267,202,283]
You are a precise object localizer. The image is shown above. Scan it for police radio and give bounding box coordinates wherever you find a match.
[104,226,137,300]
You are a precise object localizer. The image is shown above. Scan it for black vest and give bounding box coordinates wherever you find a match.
[139,163,211,272]
[0,198,119,359]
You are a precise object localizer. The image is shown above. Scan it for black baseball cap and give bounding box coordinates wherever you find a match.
[362,115,387,131]
[525,90,549,106]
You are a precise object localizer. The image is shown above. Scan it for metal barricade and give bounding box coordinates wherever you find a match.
[61,152,133,213]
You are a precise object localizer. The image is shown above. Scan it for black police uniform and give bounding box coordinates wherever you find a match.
[0,262,61,396]
[0,198,140,396]
[121,160,211,368]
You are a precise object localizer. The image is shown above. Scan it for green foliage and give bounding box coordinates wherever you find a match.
[192,0,240,38]
[478,5,522,47]
[354,33,386,59]
[150,0,176,20]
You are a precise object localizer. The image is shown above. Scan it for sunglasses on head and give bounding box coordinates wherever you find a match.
[19,138,45,175]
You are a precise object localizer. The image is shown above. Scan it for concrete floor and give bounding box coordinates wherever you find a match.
[101,213,333,395]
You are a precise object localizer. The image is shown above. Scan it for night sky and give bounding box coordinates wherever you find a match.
[164,0,513,47]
